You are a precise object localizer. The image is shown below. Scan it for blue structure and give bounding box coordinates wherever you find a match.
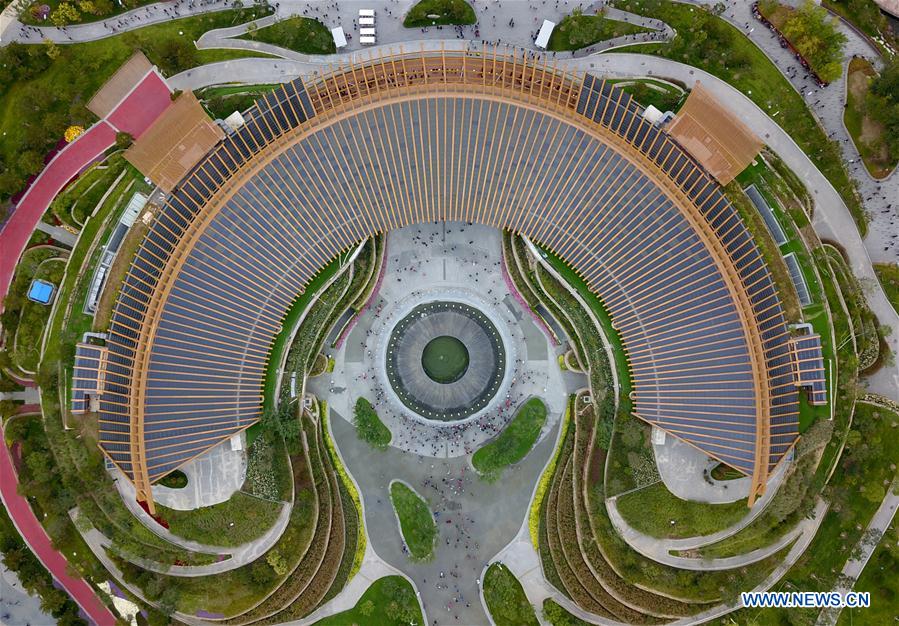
[27,279,56,305]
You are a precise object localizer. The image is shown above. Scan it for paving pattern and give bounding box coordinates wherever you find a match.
[313,223,569,458]
[387,301,506,420]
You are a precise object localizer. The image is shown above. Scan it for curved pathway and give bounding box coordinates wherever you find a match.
[162,44,899,403]
[2,0,894,265]
[498,497,829,626]
[816,476,899,626]
[603,496,823,571]
[684,0,898,262]
[0,122,115,314]
[0,424,117,626]
[109,469,293,576]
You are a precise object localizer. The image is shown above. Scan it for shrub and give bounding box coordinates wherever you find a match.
[352,397,391,449]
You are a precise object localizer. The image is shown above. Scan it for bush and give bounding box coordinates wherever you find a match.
[483,563,539,626]
[242,16,336,55]
[352,397,391,449]
[762,0,847,83]
[548,9,649,51]
[389,482,437,561]
[403,0,476,27]
[157,491,282,547]
[473,397,547,479]
[158,470,188,489]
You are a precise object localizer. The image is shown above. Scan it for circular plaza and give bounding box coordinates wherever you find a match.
[385,300,506,421]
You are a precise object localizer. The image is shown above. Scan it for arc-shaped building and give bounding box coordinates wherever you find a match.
[94,49,800,510]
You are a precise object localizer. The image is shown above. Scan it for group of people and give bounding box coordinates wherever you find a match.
[345,223,552,458]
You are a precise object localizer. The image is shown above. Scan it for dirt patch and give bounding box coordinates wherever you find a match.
[69,410,99,445]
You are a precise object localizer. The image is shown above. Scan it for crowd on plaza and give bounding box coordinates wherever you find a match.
[342,224,553,458]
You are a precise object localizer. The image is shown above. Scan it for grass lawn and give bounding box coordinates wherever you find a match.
[158,470,188,489]
[389,481,437,561]
[404,0,476,27]
[483,563,539,626]
[352,397,392,449]
[48,153,130,229]
[609,0,868,238]
[609,78,684,112]
[874,263,899,315]
[13,257,66,372]
[313,576,423,625]
[722,402,899,625]
[1,246,65,375]
[0,8,272,205]
[548,11,649,51]
[615,482,748,539]
[242,17,336,54]
[421,335,469,382]
[19,0,158,25]
[157,491,283,547]
[390,481,437,561]
[844,57,897,179]
[197,83,280,119]
[542,598,592,625]
[837,517,897,626]
[785,402,899,581]
[711,463,744,481]
[472,397,547,479]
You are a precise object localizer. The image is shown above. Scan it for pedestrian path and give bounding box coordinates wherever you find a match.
[0,122,116,315]
[816,476,899,625]
[0,423,118,626]
[683,0,897,262]
[35,221,78,247]
[3,0,895,265]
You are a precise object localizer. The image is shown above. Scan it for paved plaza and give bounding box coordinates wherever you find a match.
[304,223,579,623]
[311,223,572,458]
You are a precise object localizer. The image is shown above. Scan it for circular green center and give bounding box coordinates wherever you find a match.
[421,336,470,384]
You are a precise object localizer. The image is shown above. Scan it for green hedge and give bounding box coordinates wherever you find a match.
[389,482,437,561]
[483,563,539,626]
[473,397,547,479]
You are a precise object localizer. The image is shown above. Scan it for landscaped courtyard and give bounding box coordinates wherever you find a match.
[0,3,896,625]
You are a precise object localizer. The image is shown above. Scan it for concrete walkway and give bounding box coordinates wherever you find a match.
[651,431,788,504]
[560,52,899,404]
[684,0,897,264]
[497,496,830,625]
[35,221,77,247]
[4,0,893,264]
[0,388,39,403]
[604,494,822,571]
[327,404,559,626]
[816,477,899,626]
[112,469,294,576]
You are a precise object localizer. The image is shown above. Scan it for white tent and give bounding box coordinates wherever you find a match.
[535,20,555,49]
[331,26,347,49]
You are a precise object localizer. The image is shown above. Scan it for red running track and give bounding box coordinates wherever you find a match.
[0,423,118,626]
[0,68,171,314]
[0,122,117,313]
[0,67,172,623]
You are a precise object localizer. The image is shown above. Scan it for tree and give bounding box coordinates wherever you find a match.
[115,131,134,150]
[867,58,899,158]
[43,38,61,60]
[50,2,81,27]
[781,0,847,83]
